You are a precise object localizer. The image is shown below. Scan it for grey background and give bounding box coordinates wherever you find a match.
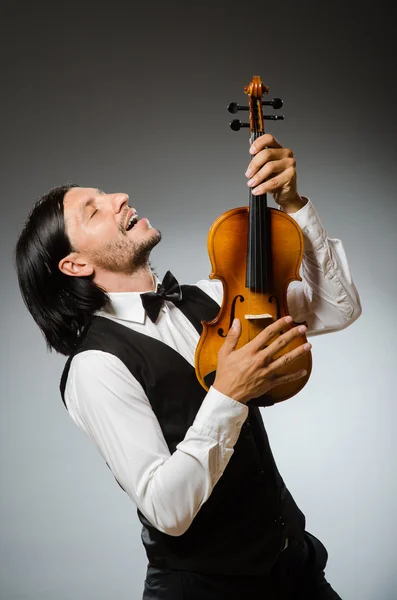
[1,1,396,598]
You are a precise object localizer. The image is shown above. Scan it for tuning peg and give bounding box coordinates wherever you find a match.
[230,120,250,131]
[227,102,249,114]
[262,97,283,110]
[264,115,284,120]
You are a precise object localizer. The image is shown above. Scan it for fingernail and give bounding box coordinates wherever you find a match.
[304,343,311,350]
[250,145,256,154]
[301,370,307,376]
[247,178,255,186]
[284,316,293,324]
[245,168,253,178]
[298,325,307,333]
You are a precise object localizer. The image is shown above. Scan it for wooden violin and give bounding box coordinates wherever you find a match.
[195,75,312,406]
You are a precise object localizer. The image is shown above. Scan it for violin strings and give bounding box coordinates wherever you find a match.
[248,132,255,344]
[253,129,267,344]
[249,186,253,345]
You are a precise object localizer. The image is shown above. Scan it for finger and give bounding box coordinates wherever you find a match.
[251,166,296,196]
[249,316,295,353]
[246,148,292,178]
[259,323,308,361]
[247,158,295,189]
[265,368,308,388]
[265,340,312,374]
[219,318,241,356]
[249,134,282,154]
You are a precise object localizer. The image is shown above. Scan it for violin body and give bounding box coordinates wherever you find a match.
[195,205,312,406]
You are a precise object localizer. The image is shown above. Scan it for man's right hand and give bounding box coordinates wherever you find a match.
[213,316,311,404]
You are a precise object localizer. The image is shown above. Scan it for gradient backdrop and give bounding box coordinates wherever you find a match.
[1,1,396,599]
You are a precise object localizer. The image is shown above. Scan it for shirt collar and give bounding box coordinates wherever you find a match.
[96,276,160,324]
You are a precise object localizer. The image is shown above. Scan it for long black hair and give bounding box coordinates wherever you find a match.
[15,184,109,355]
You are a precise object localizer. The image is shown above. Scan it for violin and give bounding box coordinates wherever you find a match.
[195,75,312,406]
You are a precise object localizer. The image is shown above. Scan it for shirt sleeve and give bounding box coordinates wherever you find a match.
[65,350,248,536]
[196,198,362,336]
[285,198,362,334]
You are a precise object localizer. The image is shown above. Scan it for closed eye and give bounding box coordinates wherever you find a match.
[90,209,98,219]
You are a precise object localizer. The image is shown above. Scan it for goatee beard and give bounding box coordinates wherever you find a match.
[91,228,162,274]
[130,230,161,270]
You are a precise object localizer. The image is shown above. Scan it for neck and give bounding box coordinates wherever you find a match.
[94,266,156,293]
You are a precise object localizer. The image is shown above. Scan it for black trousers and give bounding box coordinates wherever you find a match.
[142,532,342,600]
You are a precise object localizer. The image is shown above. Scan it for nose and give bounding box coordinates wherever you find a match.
[111,193,129,213]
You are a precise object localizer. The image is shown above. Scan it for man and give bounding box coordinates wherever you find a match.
[16,134,361,599]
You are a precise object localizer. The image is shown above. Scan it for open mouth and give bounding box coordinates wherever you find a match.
[126,213,139,231]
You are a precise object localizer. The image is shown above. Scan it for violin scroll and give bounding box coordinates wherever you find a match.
[228,76,284,133]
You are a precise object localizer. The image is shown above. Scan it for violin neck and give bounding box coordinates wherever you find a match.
[246,192,271,292]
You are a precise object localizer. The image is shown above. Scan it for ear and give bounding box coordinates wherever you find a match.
[58,252,94,278]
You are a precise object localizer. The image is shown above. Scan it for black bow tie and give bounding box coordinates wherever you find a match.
[140,271,183,323]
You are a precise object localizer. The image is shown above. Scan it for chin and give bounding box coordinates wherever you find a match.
[150,227,162,245]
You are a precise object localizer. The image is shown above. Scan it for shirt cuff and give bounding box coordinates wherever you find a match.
[192,386,248,449]
[285,197,328,253]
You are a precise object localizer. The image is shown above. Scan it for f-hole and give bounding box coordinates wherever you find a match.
[218,294,245,337]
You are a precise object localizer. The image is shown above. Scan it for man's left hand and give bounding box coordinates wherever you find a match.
[245,133,306,214]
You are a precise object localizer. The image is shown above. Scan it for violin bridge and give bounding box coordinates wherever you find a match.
[244,314,274,320]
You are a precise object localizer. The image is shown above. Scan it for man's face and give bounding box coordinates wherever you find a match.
[63,187,161,275]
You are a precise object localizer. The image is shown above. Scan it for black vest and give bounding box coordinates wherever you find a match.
[60,285,305,576]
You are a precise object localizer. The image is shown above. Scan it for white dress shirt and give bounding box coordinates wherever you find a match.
[64,200,361,536]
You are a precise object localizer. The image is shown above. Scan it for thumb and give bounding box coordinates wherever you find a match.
[221,318,241,355]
